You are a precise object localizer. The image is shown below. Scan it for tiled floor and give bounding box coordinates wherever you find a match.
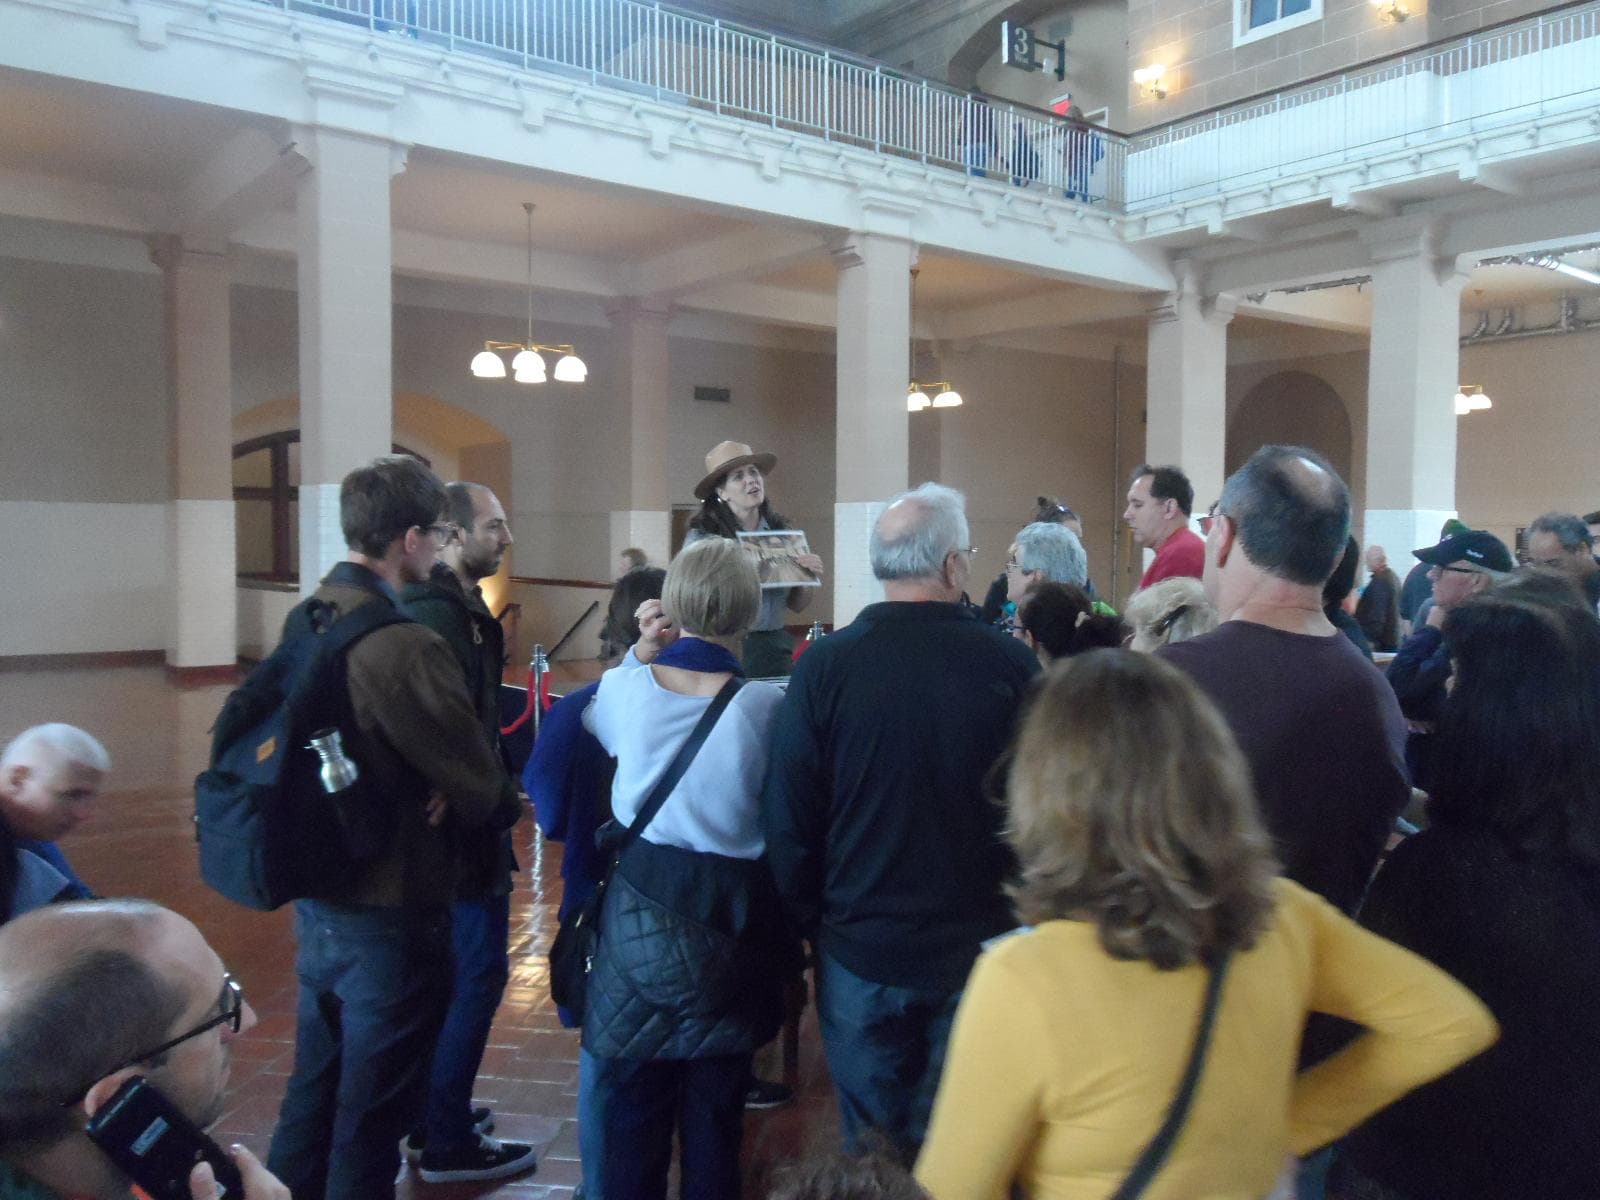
[0,661,841,1198]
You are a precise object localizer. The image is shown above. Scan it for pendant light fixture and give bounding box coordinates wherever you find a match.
[1453,384,1492,415]
[470,202,588,385]
[905,266,963,412]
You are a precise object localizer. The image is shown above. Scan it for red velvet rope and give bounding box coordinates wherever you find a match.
[500,666,551,735]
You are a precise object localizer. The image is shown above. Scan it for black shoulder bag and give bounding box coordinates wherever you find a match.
[1108,952,1233,1200]
[547,676,745,1017]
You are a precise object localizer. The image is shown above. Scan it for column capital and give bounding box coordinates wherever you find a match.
[145,234,231,273]
[603,297,675,326]
[288,123,410,179]
[299,65,405,140]
[829,232,916,273]
[1145,290,1234,328]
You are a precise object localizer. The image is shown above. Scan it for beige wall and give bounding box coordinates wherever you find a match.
[0,257,169,503]
[1125,0,1568,128]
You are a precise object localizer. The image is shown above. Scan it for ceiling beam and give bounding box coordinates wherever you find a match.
[933,288,1150,339]
[619,224,832,299]
[168,127,309,238]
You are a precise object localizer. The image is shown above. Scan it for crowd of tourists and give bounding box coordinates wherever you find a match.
[3,437,1598,1200]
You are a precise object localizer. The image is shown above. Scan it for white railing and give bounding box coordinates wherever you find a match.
[258,0,1128,206]
[1126,0,1600,210]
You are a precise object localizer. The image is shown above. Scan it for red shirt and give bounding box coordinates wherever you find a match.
[1139,525,1206,588]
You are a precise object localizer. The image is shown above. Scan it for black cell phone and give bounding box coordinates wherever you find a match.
[82,1075,244,1200]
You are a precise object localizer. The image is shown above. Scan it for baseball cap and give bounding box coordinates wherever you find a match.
[1413,530,1513,574]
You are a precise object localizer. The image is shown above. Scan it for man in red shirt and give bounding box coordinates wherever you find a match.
[1125,464,1205,589]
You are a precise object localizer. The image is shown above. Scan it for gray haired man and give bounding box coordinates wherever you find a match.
[761,483,1039,1160]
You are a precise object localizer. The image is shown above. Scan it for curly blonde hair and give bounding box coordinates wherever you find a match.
[1005,650,1278,968]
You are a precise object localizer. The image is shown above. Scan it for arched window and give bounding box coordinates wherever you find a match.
[233,432,429,582]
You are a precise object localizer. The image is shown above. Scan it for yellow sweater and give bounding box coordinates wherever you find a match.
[914,878,1496,1200]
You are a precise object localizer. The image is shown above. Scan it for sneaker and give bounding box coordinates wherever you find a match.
[418,1133,538,1184]
[744,1078,793,1110]
[401,1106,495,1163]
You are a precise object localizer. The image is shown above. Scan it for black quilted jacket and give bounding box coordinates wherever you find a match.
[582,838,790,1060]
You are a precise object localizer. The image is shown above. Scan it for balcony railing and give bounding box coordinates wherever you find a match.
[259,0,1127,206]
[1125,0,1600,210]
[252,0,1600,218]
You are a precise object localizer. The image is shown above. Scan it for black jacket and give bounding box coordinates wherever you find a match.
[582,839,788,1059]
[401,564,518,900]
[761,601,1040,991]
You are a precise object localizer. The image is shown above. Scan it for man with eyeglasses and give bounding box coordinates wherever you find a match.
[0,899,287,1199]
[267,456,523,1200]
[1388,529,1513,791]
[397,483,535,1185]
[762,483,1039,1161]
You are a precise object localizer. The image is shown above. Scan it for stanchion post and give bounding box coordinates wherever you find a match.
[529,643,549,741]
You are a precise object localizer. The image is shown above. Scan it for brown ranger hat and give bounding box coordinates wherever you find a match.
[693,440,778,501]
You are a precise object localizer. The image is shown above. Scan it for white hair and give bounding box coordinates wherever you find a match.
[0,725,111,774]
[870,483,970,581]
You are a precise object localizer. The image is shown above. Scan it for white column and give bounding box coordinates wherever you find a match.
[1363,237,1467,558]
[151,236,237,673]
[833,234,913,624]
[606,299,673,570]
[1144,287,1232,517]
[295,128,403,592]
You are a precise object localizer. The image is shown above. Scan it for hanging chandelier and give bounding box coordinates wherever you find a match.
[469,202,587,385]
[905,266,963,412]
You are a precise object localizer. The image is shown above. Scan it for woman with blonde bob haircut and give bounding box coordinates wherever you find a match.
[916,651,1497,1200]
[580,536,791,1200]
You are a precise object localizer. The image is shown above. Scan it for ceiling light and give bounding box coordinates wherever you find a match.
[471,350,507,379]
[469,202,587,385]
[1133,64,1167,99]
[906,268,970,413]
[907,386,932,412]
[931,388,963,408]
[1455,385,1492,415]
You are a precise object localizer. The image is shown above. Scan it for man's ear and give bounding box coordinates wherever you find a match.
[81,1067,142,1121]
[1212,514,1237,568]
[5,764,30,793]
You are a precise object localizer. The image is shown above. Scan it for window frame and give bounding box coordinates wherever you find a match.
[1233,0,1322,47]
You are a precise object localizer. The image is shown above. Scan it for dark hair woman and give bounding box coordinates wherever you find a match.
[914,651,1495,1200]
[1333,592,1600,1200]
[1323,534,1373,659]
[685,440,823,678]
[1015,582,1123,664]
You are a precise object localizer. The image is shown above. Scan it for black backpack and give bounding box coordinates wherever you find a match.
[194,597,411,910]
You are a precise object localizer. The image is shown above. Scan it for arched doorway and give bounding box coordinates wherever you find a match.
[1227,372,1353,483]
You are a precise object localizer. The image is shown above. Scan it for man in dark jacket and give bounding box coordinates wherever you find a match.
[1355,544,1401,651]
[267,456,523,1200]
[761,483,1039,1159]
[399,482,534,1184]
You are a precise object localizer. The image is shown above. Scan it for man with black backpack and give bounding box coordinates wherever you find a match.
[398,482,537,1185]
[264,455,523,1200]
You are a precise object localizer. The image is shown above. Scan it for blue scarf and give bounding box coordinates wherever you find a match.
[654,636,744,675]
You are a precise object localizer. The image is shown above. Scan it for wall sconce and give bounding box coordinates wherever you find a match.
[1454,385,1492,415]
[1133,65,1167,100]
[1373,0,1409,23]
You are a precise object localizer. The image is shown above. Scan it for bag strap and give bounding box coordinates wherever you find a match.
[612,675,744,858]
[1108,951,1232,1200]
[288,599,410,701]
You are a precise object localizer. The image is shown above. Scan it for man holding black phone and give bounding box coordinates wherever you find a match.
[0,898,287,1200]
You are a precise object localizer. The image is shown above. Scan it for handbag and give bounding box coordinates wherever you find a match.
[547,676,744,1017]
[1108,951,1233,1200]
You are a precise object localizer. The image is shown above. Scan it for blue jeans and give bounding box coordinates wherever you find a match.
[585,1052,751,1200]
[268,901,451,1200]
[814,951,964,1160]
[578,1048,603,1199]
[423,894,511,1153]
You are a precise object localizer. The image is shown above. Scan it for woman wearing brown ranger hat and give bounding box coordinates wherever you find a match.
[685,440,824,677]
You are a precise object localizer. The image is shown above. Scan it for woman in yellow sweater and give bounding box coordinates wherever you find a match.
[914,651,1496,1200]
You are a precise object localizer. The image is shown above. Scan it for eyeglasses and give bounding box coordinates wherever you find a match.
[421,523,456,546]
[64,973,243,1106]
[1004,557,1024,571]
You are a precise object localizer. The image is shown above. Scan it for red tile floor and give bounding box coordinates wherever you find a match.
[0,662,842,1198]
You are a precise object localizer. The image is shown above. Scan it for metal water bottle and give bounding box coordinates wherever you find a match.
[307,728,359,795]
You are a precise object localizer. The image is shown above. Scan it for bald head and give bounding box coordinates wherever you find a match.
[1216,445,1351,587]
[0,901,188,1154]
[870,483,969,583]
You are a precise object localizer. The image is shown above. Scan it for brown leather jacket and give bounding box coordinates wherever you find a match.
[311,564,521,909]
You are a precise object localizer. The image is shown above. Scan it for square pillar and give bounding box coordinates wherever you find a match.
[151,236,237,673]
[833,234,913,624]
[606,299,673,570]
[1363,239,1467,559]
[1144,288,1232,517]
[295,128,403,592]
